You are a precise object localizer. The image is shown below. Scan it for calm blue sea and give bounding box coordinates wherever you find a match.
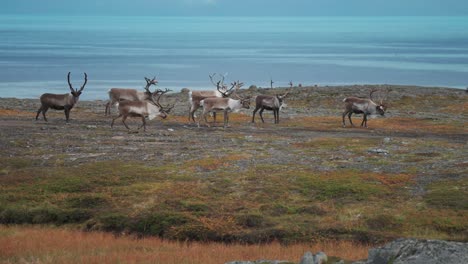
[0,15,467,100]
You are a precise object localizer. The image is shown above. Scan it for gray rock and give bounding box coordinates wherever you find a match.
[367,148,389,155]
[298,251,329,264]
[314,252,328,264]
[299,251,314,264]
[354,238,468,264]
[225,261,291,264]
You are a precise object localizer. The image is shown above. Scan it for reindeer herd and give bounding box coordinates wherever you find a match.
[35,72,389,130]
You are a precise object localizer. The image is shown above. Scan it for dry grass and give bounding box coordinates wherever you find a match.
[0,109,33,117]
[0,225,370,263]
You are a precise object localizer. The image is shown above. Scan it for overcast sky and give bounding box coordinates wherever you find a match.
[2,0,468,16]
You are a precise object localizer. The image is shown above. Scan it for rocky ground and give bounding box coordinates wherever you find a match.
[1,85,465,183]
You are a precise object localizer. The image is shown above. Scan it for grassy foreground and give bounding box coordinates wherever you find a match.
[0,225,369,263]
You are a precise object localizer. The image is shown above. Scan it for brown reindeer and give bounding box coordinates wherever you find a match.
[35,72,87,123]
[342,88,389,128]
[198,82,250,128]
[111,88,174,131]
[188,73,237,122]
[105,77,158,116]
[252,80,292,124]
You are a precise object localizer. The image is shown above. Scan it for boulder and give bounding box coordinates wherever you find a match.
[354,238,468,264]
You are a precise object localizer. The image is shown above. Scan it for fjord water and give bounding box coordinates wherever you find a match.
[0,15,467,100]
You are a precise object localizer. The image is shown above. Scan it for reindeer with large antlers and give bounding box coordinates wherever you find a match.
[342,88,389,128]
[198,81,250,128]
[105,77,158,116]
[252,80,292,124]
[111,87,174,131]
[35,72,87,123]
[188,73,237,123]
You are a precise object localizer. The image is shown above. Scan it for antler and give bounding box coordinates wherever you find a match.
[230,81,246,100]
[77,73,87,92]
[67,72,74,92]
[369,88,378,102]
[210,73,239,98]
[152,88,174,112]
[381,87,391,104]
[209,73,225,90]
[144,76,159,93]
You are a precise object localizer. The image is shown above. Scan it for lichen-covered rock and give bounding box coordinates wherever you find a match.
[299,251,314,264]
[355,238,468,264]
[299,251,328,264]
[225,260,293,264]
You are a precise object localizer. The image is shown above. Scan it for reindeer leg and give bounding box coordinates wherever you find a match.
[111,114,122,128]
[348,112,354,127]
[213,112,217,124]
[361,114,368,128]
[189,105,197,123]
[122,115,131,130]
[224,110,228,129]
[36,106,43,120]
[342,111,347,127]
[203,111,210,127]
[64,108,71,123]
[42,107,49,122]
[252,106,260,123]
[138,116,146,131]
[259,108,265,123]
[105,102,110,116]
[274,109,278,124]
[190,104,199,123]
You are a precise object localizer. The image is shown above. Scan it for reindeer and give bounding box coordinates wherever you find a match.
[198,82,250,128]
[35,72,87,123]
[342,88,389,128]
[252,80,292,124]
[105,77,158,116]
[188,73,237,122]
[111,88,174,131]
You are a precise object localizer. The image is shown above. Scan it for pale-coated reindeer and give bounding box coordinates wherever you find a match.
[111,88,174,131]
[198,82,250,128]
[35,72,87,123]
[188,73,237,122]
[105,77,158,116]
[252,80,292,124]
[342,88,389,128]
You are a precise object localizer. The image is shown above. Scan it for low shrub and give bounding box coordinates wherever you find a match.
[131,212,190,237]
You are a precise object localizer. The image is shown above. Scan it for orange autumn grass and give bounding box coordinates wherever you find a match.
[0,109,33,117]
[0,225,371,264]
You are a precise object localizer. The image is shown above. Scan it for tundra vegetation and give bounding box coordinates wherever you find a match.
[0,84,466,263]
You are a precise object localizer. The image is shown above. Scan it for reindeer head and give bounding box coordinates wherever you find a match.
[67,72,87,98]
[370,88,390,116]
[240,97,251,109]
[275,81,293,108]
